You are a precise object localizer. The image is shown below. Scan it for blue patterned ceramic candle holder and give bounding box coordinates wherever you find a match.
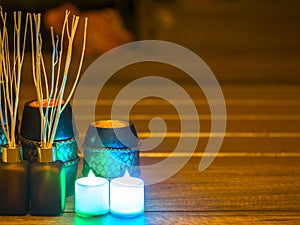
[82,120,140,179]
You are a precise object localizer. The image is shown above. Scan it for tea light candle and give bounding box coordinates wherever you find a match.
[75,170,109,216]
[110,171,144,218]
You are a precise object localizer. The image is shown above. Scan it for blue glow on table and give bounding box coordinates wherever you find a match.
[75,170,109,216]
[74,213,146,225]
[110,170,144,218]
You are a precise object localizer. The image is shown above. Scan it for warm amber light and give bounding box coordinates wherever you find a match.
[29,99,65,108]
[94,120,129,129]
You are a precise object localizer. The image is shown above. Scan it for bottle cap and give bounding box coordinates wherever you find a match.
[37,144,56,163]
[2,145,21,163]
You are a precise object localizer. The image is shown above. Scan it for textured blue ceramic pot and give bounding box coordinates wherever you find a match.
[82,120,140,179]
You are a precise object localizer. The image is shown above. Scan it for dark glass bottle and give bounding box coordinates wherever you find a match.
[0,145,30,215]
[30,145,66,216]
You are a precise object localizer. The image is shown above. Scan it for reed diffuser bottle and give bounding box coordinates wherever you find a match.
[0,8,30,216]
[0,146,30,215]
[25,11,87,202]
[30,145,66,216]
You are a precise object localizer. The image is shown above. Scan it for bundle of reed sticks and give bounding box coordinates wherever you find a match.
[0,7,28,149]
[0,6,88,150]
[29,11,87,149]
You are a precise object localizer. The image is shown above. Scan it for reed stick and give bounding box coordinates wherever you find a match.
[29,11,87,148]
[0,7,28,149]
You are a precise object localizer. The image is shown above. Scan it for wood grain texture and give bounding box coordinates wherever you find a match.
[2,83,297,224]
[1,212,300,225]
[0,156,298,224]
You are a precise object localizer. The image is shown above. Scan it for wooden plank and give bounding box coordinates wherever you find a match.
[70,157,300,212]
[133,137,300,153]
[144,157,300,212]
[1,212,299,225]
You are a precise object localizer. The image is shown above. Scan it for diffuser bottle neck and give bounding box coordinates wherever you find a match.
[37,145,56,163]
[2,145,21,163]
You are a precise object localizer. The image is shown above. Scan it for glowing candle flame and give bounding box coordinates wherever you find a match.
[124,170,130,178]
[88,170,95,178]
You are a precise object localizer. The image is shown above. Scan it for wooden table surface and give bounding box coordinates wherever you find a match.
[1,83,299,225]
[1,1,300,224]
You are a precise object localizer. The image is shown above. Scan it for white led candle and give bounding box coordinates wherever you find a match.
[75,170,109,216]
[110,170,144,218]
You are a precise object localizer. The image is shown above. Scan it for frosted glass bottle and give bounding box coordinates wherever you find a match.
[30,145,66,216]
[0,145,29,215]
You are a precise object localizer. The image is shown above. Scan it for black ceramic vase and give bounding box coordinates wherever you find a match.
[20,100,79,196]
[82,120,141,179]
